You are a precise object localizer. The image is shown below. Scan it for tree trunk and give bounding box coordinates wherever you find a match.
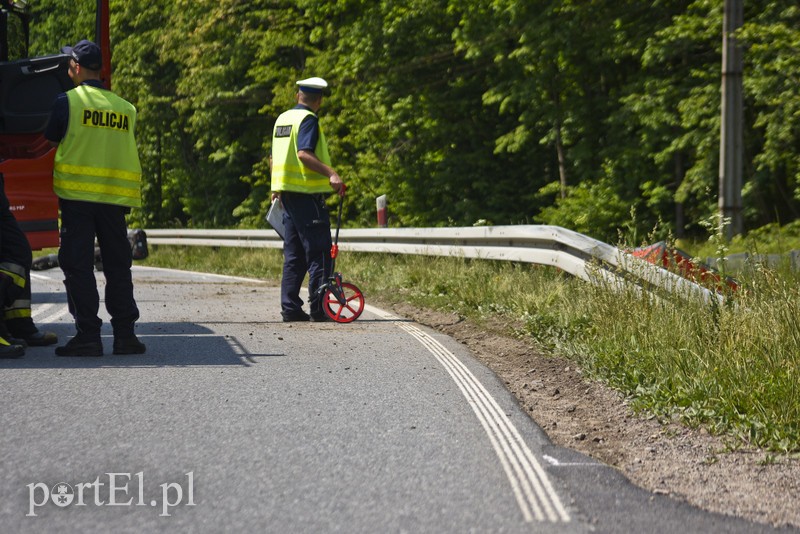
[554,118,567,199]
[674,151,685,238]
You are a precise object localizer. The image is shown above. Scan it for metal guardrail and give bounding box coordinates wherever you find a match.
[146,225,723,304]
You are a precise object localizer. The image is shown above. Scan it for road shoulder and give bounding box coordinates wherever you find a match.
[376,299,800,530]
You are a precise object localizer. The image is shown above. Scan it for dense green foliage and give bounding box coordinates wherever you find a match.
[141,244,800,452]
[26,1,800,242]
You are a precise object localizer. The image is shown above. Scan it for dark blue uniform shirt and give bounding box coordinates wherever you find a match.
[294,104,319,152]
[44,80,106,143]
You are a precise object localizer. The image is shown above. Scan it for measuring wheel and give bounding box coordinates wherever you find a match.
[319,195,365,323]
[322,278,365,323]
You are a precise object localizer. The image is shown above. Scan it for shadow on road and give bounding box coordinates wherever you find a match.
[0,322,285,369]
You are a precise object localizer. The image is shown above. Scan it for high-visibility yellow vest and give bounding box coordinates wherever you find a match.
[54,85,142,208]
[271,108,331,193]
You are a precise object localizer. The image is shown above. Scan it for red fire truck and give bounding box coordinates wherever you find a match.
[0,0,110,249]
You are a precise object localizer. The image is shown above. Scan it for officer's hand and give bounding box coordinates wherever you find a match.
[329,172,346,197]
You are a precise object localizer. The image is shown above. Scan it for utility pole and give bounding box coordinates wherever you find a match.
[719,0,744,240]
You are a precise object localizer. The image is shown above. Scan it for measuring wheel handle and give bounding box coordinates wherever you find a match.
[321,196,365,323]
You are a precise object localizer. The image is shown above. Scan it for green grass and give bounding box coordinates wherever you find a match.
[140,244,800,453]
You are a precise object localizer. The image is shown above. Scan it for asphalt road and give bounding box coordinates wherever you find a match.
[0,266,787,533]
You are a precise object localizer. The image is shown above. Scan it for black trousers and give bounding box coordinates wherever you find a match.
[280,192,332,316]
[58,199,139,340]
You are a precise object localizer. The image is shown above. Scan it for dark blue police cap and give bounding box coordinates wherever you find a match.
[61,39,102,71]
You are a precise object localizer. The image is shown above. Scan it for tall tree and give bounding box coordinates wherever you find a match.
[739,2,800,225]
[452,0,680,240]
[314,0,542,226]
[22,0,800,240]
[234,0,325,227]
[620,0,724,238]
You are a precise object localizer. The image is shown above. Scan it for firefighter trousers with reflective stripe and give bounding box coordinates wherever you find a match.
[0,174,37,338]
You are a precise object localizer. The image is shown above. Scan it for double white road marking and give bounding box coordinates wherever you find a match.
[368,306,570,524]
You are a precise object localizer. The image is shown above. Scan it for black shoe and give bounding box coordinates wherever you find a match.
[0,342,24,359]
[310,312,331,322]
[113,336,146,355]
[55,337,103,357]
[282,310,310,322]
[24,331,58,347]
[8,336,27,348]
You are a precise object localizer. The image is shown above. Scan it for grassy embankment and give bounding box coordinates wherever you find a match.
[139,224,800,454]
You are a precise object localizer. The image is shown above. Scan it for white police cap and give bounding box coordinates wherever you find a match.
[296,77,328,93]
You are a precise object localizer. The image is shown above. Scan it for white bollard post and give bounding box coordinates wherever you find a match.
[376,195,387,228]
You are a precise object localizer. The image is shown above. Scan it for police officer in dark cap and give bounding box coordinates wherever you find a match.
[44,39,145,357]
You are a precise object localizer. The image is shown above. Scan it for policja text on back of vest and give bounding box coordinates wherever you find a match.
[81,109,130,132]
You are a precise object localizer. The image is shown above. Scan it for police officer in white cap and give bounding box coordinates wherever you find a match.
[270,77,345,322]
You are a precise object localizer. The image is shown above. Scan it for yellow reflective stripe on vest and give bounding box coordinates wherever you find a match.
[52,177,142,200]
[54,162,141,182]
[271,164,329,189]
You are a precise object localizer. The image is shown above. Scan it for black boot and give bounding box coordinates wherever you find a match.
[0,336,24,358]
